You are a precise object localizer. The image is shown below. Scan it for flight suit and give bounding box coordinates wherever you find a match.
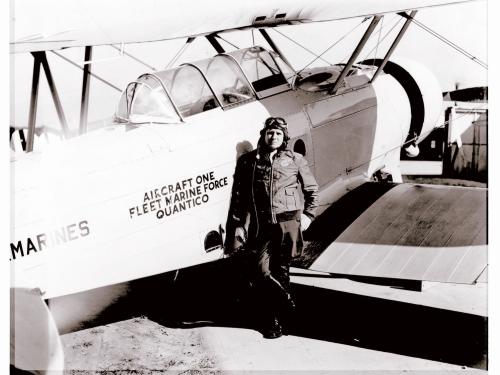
[226,147,319,336]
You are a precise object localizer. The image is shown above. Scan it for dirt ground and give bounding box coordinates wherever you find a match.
[61,317,218,374]
[58,259,487,374]
[61,314,486,374]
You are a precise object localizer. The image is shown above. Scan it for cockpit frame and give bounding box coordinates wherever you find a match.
[116,46,293,125]
[139,73,185,122]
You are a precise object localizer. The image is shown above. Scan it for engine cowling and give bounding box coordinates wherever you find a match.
[361,57,443,155]
[359,58,443,181]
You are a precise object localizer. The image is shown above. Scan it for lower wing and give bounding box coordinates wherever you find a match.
[291,182,486,315]
[303,182,486,284]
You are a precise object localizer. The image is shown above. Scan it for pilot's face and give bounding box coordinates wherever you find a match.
[264,128,284,150]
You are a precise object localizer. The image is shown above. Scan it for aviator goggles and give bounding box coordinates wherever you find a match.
[264,117,288,128]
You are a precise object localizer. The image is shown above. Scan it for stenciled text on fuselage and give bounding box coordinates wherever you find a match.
[10,220,90,261]
[129,171,228,220]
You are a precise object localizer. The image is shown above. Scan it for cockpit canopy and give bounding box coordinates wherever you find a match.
[115,46,293,124]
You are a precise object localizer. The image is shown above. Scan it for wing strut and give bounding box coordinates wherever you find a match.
[38,53,70,139]
[258,29,294,70]
[370,11,418,83]
[166,37,195,69]
[329,15,382,94]
[27,52,70,152]
[79,46,92,135]
[26,53,41,152]
[51,51,122,92]
[206,34,225,54]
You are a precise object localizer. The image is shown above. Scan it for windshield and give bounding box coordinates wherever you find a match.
[155,65,221,117]
[115,74,181,124]
[193,56,254,107]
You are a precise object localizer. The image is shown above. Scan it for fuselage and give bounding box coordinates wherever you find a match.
[10,46,442,305]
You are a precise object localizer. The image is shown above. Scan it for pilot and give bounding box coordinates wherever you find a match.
[226,116,319,339]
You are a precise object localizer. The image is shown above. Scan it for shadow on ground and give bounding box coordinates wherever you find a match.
[71,255,487,370]
[51,183,487,369]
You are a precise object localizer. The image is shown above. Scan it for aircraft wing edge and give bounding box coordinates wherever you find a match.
[11,0,479,53]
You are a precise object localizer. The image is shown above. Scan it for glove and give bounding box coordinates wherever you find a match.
[225,226,246,256]
[234,226,247,246]
[300,214,312,231]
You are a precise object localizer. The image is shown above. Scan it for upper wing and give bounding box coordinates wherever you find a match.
[11,0,475,53]
[299,183,486,284]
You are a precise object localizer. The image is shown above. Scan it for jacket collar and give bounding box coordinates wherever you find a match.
[255,144,292,160]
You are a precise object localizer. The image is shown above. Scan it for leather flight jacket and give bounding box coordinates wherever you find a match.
[227,148,319,240]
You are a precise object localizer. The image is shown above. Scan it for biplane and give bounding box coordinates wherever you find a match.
[10,0,487,371]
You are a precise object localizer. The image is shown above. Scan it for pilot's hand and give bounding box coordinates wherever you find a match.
[300,214,312,231]
[234,226,247,246]
[232,227,247,254]
[224,226,247,256]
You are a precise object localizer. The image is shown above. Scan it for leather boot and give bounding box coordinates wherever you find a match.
[278,292,296,335]
[262,315,282,339]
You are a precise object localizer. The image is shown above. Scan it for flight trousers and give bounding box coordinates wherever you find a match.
[252,212,302,327]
